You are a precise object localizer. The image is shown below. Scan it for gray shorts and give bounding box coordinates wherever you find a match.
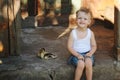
[68,51,94,66]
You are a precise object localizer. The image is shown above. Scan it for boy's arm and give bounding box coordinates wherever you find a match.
[86,31,97,57]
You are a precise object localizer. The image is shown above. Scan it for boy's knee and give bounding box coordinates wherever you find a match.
[85,58,93,65]
[77,60,85,69]
[85,62,92,69]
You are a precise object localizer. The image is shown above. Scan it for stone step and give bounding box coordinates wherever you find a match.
[0,55,119,80]
[0,26,119,80]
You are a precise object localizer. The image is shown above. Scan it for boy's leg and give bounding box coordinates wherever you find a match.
[75,60,85,80]
[85,58,93,80]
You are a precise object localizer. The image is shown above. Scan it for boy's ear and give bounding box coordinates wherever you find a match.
[89,19,94,27]
[88,20,91,25]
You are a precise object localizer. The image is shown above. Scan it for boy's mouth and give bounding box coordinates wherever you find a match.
[79,22,85,25]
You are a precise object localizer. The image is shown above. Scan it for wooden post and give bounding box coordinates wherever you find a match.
[114,6,120,61]
[10,9,21,56]
[28,0,38,16]
[9,0,21,56]
[0,0,21,57]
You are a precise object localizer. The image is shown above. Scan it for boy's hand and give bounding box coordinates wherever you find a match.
[77,55,84,61]
[85,52,92,57]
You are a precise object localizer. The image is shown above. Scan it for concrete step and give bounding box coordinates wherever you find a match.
[0,26,119,80]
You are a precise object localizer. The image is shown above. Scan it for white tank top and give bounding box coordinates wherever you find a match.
[72,28,91,53]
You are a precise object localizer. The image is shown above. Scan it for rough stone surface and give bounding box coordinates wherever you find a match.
[0,25,119,80]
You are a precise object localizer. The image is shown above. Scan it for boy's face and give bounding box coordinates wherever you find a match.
[76,11,91,28]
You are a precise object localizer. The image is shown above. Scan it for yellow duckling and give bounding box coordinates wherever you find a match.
[37,48,57,60]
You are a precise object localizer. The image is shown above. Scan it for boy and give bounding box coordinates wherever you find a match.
[67,7,97,80]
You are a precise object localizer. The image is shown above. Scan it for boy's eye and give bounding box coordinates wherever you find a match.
[78,17,88,20]
[84,18,87,20]
[78,17,82,19]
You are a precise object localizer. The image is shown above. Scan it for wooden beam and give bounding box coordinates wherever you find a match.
[114,6,120,61]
